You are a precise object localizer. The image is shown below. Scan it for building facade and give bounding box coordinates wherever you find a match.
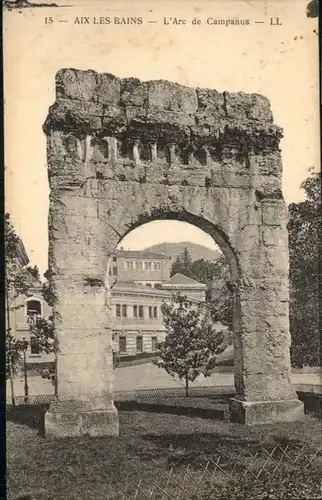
[7,237,53,366]
[111,256,207,355]
[11,247,207,363]
[11,286,53,365]
[111,281,170,355]
[109,248,172,287]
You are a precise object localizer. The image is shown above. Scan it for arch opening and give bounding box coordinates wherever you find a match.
[107,216,239,371]
[117,210,240,283]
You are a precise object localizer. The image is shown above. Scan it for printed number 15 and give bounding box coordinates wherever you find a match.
[45,17,53,24]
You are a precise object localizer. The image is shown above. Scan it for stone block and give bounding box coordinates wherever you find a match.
[44,99,103,137]
[196,88,226,117]
[256,153,283,177]
[224,92,273,122]
[148,80,198,113]
[210,170,251,189]
[229,398,304,425]
[45,400,119,438]
[102,104,125,123]
[97,73,121,104]
[145,163,166,184]
[50,242,86,269]
[262,200,287,226]
[262,246,289,277]
[121,78,148,107]
[56,69,99,101]
[125,105,147,121]
[262,226,285,247]
[145,107,195,128]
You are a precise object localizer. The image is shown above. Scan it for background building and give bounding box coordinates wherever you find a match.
[111,270,207,355]
[109,248,172,287]
[11,246,207,364]
[8,238,52,366]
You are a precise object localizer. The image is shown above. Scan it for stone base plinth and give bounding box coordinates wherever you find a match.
[229,398,304,425]
[45,400,119,438]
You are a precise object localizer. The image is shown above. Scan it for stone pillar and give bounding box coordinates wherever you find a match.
[107,136,118,161]
[45,277,119,437]
[168,143,177,165]
[133,139,140,165]
[229,199,304,424]
[43,130,119,438]
[151,142,157,161]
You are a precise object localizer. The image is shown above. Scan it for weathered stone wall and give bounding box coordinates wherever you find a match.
[44,69,302,434]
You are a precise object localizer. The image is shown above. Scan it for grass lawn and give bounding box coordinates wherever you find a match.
[6,407,322,500]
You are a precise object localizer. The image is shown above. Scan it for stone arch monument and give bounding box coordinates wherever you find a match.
[43,69,303,437]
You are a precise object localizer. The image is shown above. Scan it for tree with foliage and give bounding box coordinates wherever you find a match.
[29,269,59,394]
[29,314,57,391]
[41,268,57,307]
[171,247,192,277]
[288,169,321,367]
[26,265,40,282]
[5,334,29,404]
[29,316,55,354]
[171,248,230,285]
[171,248,233,328]
[5,213,32,405]
[155,294,225,396]
[208,283,233,331]
[171,248,230,286]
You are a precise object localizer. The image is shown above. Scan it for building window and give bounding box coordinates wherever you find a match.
[136,336,143,353]
[133,305,138,318]
[119,336,127,353]
[113,256,117,262]
[153,306,158,318]
[149,306,153,318]
[139,306,144,318]
[122,304,127,317]
[124,261,128,270]
[30,336,40,355]
[112,266,118,276]
[137,261,143,270]
[151,336,158,351]
[26,299,42,317]
[144,261,152,270]
[145,283,152,288]
[154,283,162,289]
[128,261,133,270]
[116,304,121,317]
[155,262,161,271]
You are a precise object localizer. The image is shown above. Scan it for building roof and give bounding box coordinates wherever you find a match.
[163,273,206,288]
[116,249,170,260]
[16,237,29,267]
[111,281,171,297]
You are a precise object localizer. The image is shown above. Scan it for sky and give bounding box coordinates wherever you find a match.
[4,0,319,275]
